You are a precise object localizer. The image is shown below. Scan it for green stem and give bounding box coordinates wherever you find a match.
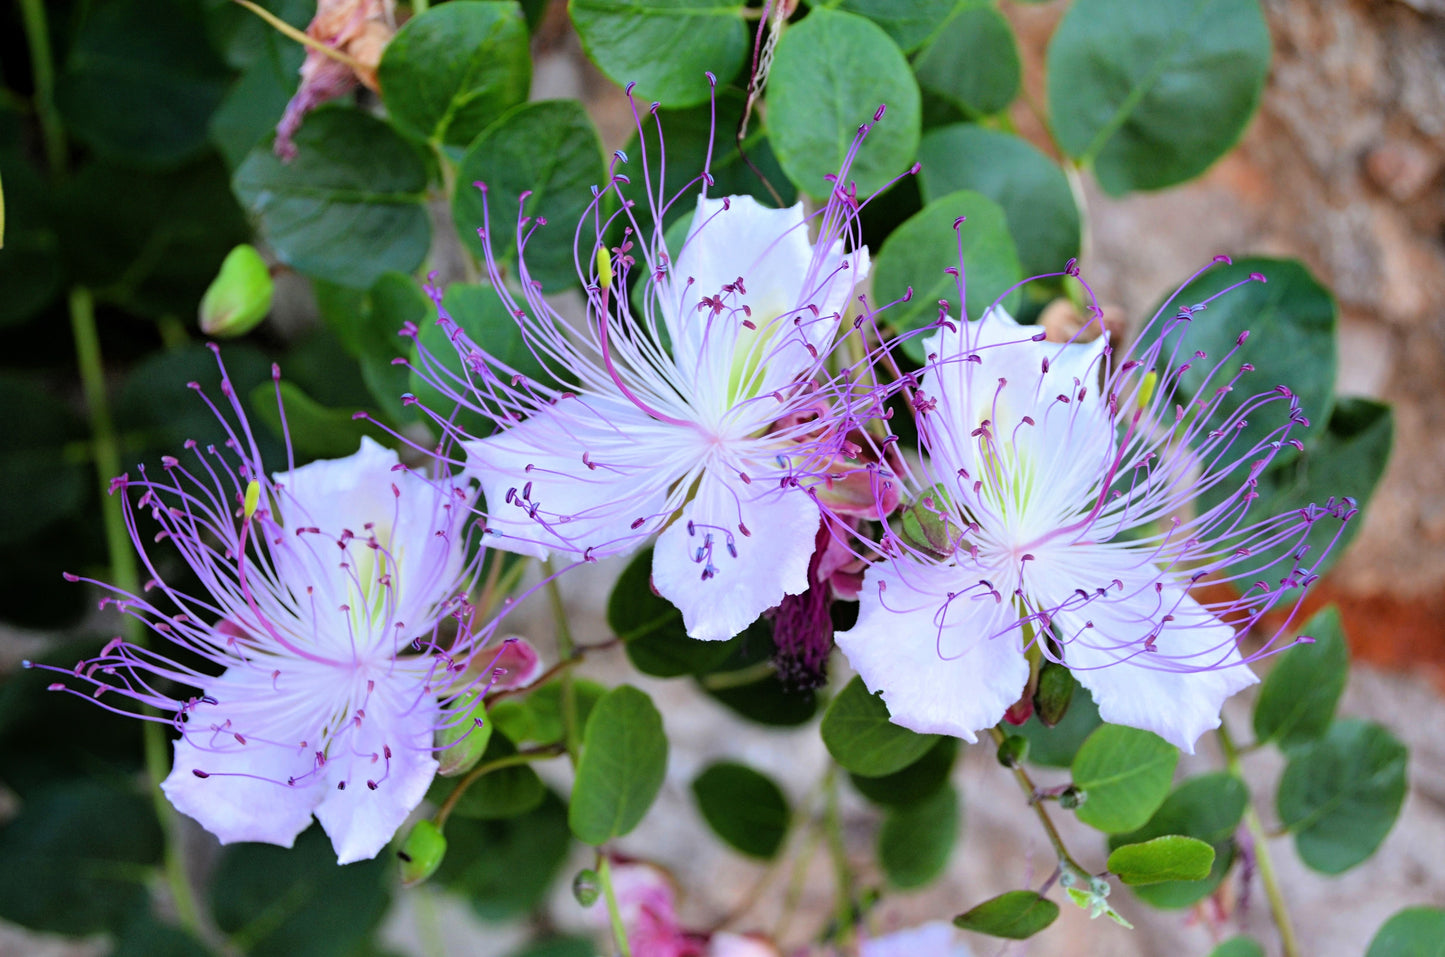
[542,559,581,765]
[1218,722,1301,957]
[70,289,204,936]
[433,744,565,828]
[989,727,1091,880]
[598,854,633,957]
[822,768,857,954]
[18,0,67,176]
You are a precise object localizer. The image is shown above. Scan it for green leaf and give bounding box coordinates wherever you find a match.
[814,0,957,53]
[1153,257,1337,464]
[209,38,304,170]
[873,189,1021,362]
[913,4,1020,117]
[878,783,958,889]
[1253,606,1349,750]
[1248,397,1393,597]
[701,671,820,726]
[1277,718,1408,874]
[248,380,382,459]
[0,376,88,547]
[822,675,939,776]
[201,0,313,70]
[437,790,573,920]
[489,678,607,747]
[1047,0,1270,194]
[569,685,670,844]
[953,890,1060,939]
[212,828,390,957]
[1107,835,1215,885]
[691,762,791,859]
[767,8,921,198]
[453,100,606,290]
[234,107,431,287]
[441,733,546,820]
[507,938,599,957]
[0,144,61,327]
[1366,907,1445,957]
[1109,772,1247,909]
[316,272,432,423]
[1209,939,1267,957]
[1013,676,1102,768]
[611,547,747,676]
[55,0,230,167]
[917,125,1080,280]
[1071,725,1179,833]
[379,1,532,147]
[570,0,749,108]
[850,735,957,807]
[113,914,211,957]
[0,780,162,934]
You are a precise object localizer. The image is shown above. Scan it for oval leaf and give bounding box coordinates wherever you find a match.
[453,99,606,290]
[1253,606,1349,750]
[953,890,1060,940]
[822,675,938,776]
[570,0,748,108]
[917,125,1080,280]
[850,736,958,808]
[233,108,430,287]
[1277,718,1408,874]
[1366,907,1445,957]
[379,0,532,147]
[878,783,958,889]
[1209,939,1267,957]
[1107,835,1215,885]
[1047,0,1270,194]
[691,762,790,859]
[1108,772,1248,909]
[767,8,921,198]
[873,189,1021,363]
[611,547,744,677]
[569,685,669,844]
[913,3,1020,116]
[1071,725,1179,833]
[824,0,957,53]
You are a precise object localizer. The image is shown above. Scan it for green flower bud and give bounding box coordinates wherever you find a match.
[1058,785,1086,810]
[199,245,273,337]
[435,690,492,777]
[572,868,601,907]
[996,734,1029,768]
[897,484,962,559]
[397,820,447,887]
[1033,661,1075,728]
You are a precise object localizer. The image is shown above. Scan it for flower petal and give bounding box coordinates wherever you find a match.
[862,922,974,957]
[651,473,820,641]
[1036,548,1259,752]
[161,666,327,848]
[835,558,1030,740]
[313,669,441,864]
[464,394,680,560]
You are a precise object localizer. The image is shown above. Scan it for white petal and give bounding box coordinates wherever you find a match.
[835,558,1030,740]
[161,666,327,848]
[1037,549,1259,753]
[464,394,680,560]
[313,669,441,864]
[863,922,974,957]
[651,472,819,641]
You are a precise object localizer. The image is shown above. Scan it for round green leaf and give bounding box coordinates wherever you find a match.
[436,791,572,920]
[1047,0,1270,194]
[878,783,958,889]
[1012,677,1102,768]
[611,547,746,676]
[453,100,606,290]
[211,828,390,957]
[691,762,791,859]
[248,380,382,459]
[1107,835,1215,885]
[1108,772,1247,909]
[444,733,546,820]
[1209,939,1266,957]
[570,0,748,108]
[233,107,431,287]
[872,189,1021,362]
[0,780,162,934]
[1071,725,1179,833]
[379,1,532,147]
[815,0,957,53]
[913,4,1020,116]
[1277,718,1408,874]
[700,671,820,726]
[767,8,921,198]
[1152,257,1337,465]
[822,675,939,776]
[569,685,670,844]
[954,890,1060,940]
[113,914,210,957]
[55,0,229,167]
[489,678,607,748]
[209,38,304,171]
[917,125,1080,279]
[1366,907,1445,957]
[1253,606,1349,751]
[850,735,957,807]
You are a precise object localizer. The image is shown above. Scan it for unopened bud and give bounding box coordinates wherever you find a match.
[996,734,1029,768]
[1033,661,1074,728]
[572,868,601,907]
[435,690,492,776]
[397,820,447,886]
[897,485,961,559]
[1058,785,1086,810]
[200,245,273,337]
